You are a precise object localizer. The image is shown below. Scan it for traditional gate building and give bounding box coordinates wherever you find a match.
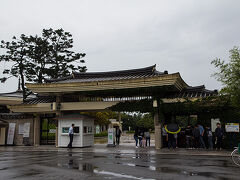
[0,86,36,145]
[5,65,217,148]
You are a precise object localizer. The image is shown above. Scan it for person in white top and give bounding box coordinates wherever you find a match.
[67,124,74,148]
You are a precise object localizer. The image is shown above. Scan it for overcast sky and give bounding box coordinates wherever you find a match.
[1,0,240,93]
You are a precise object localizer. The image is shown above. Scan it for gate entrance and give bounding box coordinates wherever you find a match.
[8,65,217,148]
[40,118,57,145]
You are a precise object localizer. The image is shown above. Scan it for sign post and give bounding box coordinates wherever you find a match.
[107,128,116,147]
[23,123,30,137]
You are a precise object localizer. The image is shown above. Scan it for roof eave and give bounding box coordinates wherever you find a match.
[26,73,185,94]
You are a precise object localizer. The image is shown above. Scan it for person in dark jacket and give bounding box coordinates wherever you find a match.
[215,123,224,150]
[115,127,122,145]
[185,125,193,149]
[134,129,139,148]
[193,125,200,149]
[167,132,176,149]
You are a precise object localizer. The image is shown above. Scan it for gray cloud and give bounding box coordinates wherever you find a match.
[1,0,240,93]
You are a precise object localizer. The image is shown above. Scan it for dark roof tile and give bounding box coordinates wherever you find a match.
[45,65,164,83]
[23,96,56,104]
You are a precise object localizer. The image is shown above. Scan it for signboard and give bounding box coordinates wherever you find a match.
[49,129,56,133]
[23,123,30,138]
[7,123,16,145]
[62,127,69,134]
[211,118,220,132]
[225,123,239,132]
[96,125,100,134]
[107,128,115,146]
[18,124,24,134]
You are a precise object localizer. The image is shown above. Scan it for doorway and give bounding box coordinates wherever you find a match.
[40,118,57,145]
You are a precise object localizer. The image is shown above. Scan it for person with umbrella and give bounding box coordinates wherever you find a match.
[165,124,181,150]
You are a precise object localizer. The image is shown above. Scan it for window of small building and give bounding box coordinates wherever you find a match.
[84,126,93,134]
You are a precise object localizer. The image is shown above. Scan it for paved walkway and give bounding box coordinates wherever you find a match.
[0,144,232,157]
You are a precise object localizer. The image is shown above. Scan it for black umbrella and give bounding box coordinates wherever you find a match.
[164,123,181,134]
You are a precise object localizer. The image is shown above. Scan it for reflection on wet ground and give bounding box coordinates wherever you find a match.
[0,150,239,180]
[93,169,155,180]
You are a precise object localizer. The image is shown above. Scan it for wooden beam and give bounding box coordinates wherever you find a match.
[9,101,119,113]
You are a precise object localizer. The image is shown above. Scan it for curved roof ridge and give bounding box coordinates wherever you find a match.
[186,85,205,90]
[184,85,218,94]
[73,65,158,76]
[0,90,23,96]
[45,75,73,83]
[45,65,164,83]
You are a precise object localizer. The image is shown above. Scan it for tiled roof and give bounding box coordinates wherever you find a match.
[166,85,218,99]
[23,96,56,104]
[21,86,217,105]
[21,65,217,105]
[45,65,166,83]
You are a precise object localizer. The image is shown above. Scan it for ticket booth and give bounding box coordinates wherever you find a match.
[58,114,94,147]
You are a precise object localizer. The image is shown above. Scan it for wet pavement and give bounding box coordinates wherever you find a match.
[0,147,239,180]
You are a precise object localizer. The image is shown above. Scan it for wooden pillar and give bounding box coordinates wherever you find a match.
[33,115,40,146]
[154,112,161,149]
[0,128,6,145]
[55,127,58,147]
[55,96,61,147]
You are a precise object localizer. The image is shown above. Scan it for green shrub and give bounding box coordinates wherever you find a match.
[94,131,108,137]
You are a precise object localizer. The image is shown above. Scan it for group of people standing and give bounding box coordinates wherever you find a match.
[134,129,151,148]
[185,123,224,150]
[162,123,224,150]
[67,123,225,150]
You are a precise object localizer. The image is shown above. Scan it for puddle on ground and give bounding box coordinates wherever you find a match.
[13,169,43,178]
[150,166,229,179]
[57,161,96,173]
[55,152,232,179]
[93,169,155,180]
[93,155,107,158]
[57,160,156,180]
[113,161,230,179]
[0,167,9,170]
